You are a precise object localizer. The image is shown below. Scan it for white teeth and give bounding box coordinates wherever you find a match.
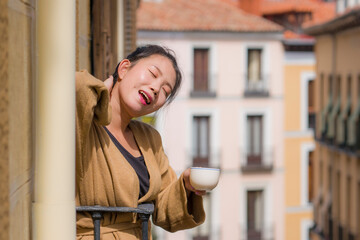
[140,91,150,104]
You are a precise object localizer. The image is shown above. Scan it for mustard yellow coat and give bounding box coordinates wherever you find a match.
[75,70,205,239]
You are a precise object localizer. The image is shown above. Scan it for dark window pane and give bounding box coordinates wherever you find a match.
[194,49,209,92]
[193,116,210,167]
[246,115,263,165]
[247,190,263,240]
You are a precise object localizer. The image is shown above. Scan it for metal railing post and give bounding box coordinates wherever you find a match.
[90,210,102,240]
[76,203,154,240]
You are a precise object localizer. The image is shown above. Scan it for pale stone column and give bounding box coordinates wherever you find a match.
[33,0,76,239]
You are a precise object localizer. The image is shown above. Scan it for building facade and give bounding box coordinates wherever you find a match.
[137,0,285,239]
[305,2,360,240]
[224,1,336,239]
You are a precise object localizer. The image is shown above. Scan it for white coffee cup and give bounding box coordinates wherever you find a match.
[190,167,220,191]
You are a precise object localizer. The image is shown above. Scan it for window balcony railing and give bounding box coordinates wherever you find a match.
[240,224,274,240]
[244,74,270,97]
[240,147,274,173]
[190,73,217,98]
[188,150,221,169]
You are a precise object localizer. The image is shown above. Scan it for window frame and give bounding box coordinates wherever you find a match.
[190,44,217,98]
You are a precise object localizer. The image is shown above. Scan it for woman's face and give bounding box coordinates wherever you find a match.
[115,54,176,118]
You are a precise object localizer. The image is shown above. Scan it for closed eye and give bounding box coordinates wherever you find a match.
[163,89,169,98]
[149,69,156,77]
[162,87,171,98]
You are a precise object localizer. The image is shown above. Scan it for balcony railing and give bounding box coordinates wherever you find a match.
[188,150,221,168]
[240,147,274,173]
[190,73,217,98]
[244,74,270,97]
[240,224,274,240]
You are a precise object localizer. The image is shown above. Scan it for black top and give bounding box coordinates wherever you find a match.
[104,127,150,199]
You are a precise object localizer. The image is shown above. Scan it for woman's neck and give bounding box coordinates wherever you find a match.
[108,100,131,133]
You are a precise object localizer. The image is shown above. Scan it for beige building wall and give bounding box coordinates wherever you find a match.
[0,0,10,238]
[284,61,315,240]
[76,0,92,72]
[0,1,36,240]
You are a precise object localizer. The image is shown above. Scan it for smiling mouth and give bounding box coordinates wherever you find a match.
[139,90,151,105]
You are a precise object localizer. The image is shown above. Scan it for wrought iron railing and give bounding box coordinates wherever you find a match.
[244,74,270,97]
[76,203,154,240]
[240,224,274,240]
[240,147,274,173]
[190,73,218,98]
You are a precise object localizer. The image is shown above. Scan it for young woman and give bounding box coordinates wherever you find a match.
[75,45,205,239]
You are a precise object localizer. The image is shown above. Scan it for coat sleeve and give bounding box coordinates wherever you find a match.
[150,130,205,232]
[75,70,112,137]
[75,70,112,185]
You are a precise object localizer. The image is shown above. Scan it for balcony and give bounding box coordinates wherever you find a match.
[190,73,217,98]
[244,74,270,97]
[189,150,221,169]
[240,147,274,173]
[240,224,274,240]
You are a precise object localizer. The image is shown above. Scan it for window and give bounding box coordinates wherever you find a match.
[192,193,211,240]
[246,115,263,165]
[193,116,210,167]
[193,48,209,93]
[331,76,341,140]
[308,79,315,130]
[247,190,264,240]
[344,76,352,143]
[248,49,262,82]
[245,48,268,96]
[308,151,314,203]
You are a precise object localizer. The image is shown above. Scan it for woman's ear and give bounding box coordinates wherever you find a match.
[117,59,131,80]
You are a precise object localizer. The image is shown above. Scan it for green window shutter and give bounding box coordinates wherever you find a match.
[336,99,351,145]
[321,98,332,135]
[347,101,360,146]
[327,98,340,139]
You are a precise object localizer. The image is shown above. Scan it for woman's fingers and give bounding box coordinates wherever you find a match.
[183,168,206,196]
[104,75,114,92]
[104,75,114,98]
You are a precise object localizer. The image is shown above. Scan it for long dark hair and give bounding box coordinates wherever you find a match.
[112,44,182,104]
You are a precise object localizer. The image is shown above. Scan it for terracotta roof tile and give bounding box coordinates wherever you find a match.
[137,0,283,32]
[260,0,336,27]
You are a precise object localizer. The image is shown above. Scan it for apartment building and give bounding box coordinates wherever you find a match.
[304,1,360,240]
[222,1,336,239]
[136,0,284,239]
